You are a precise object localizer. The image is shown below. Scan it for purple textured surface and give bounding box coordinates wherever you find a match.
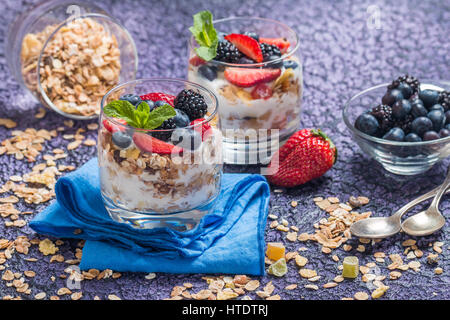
[0,0,449,300]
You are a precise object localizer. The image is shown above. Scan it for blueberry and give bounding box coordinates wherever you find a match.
[198,65,218,81]
[411,117,433,136]
[244,31,259,42]
[404,133,422,142]
[410,100,428,118]
[238,57,254,64]
[446,124,450,131]
[172,109,190,128]
[445,110,450,124]
[392,99,411,120]
[382,127,405,141]
[419,89,440,109]
[427,110,445,132]
[382,89,403,106]
[430,104,445,113]
[397,83,413,99]
[171,128,202,151]
[264,55,283,68]
[120,94,141,106]
[155,100,168,107]
[143,100,155,111]
[112,131,132,149]
[439,128,450,138]
[355,113,379,136]
[283,60,299,69]
[423,131,440,141]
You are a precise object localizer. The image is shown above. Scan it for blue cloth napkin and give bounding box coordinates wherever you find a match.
[30,158,270,275]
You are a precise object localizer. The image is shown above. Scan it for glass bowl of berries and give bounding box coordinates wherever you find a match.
[343,76,450,175]
[187,11,302,165]
[98,78,222,230]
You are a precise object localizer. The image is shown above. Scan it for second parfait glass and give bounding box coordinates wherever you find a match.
[188,17,302,165]
[98,79,222,231]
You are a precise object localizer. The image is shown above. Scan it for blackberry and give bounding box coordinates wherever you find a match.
[214,39,242,63]
[388,75,420,96]
[438,90,450,111]
[152,117,176,141]
[370,104,394,134]
[393,114,414,134]
[260,43,281,61]
[174,89,208,121]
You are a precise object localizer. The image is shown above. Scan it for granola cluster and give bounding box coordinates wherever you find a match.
[21,18,121,116]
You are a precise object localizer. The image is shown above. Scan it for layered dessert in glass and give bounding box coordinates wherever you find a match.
[98,79,222,230]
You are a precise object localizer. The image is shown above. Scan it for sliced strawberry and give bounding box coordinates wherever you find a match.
[190,118,212,140]
[189,55,206,67]
[259,37,291,54]
[224,68,281,88]
[251,83,273,100]
[103,118,127,133]
[224,34,263,63]
[139,92,176,106]
[132,132,183,155]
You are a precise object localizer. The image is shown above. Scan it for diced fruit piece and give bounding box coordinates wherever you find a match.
[190,118,212,140]
[224,33,263,62]
[120,94,141,106]
[132,132,183,155]
[112,131,132,149]
[224,67,281,88]
[266,242,285,261]
[103,118,127,133]
[139,92,176,107]
[268,258,287,277]
[251,83,273,100]
[342,256,359,279]
[189,55,206,66]
[259,37,291,54]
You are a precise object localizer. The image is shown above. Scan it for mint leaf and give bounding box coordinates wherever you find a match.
[144,104,176,130]
[103,100,138,126]
[136,101,150,127]
[189,10,218,61]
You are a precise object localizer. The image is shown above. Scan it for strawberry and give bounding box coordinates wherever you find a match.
[139,92,176,106]
[259,37,291,54]
[267,129,337,187]
[133,132,183,155]
[224,68,281,88]
[251,83,273,100]
[190,118,212,140]
[189,55,206,67]
[224,34,263,63]
[103,118,127,133]
[278,129,314,163]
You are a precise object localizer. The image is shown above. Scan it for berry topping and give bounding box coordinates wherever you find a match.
[214,39,243,63]
[427,110,446,132]
[111,131,132,149]
[243,31,259,42]
[133,132,183,155]
[224,34,263,63]
[172,109,190,128]
[198,64,218,81]
[119,94,141,106]
[438,90,450,111]
[411,117,433,136]
[259,37,291,54]
[103,118,127,133]
[369,105,394,134]
[387,75,420,98]
[152,116,177,141]
[139,92,176,107]
[174,89,208,121]
[260,43,282,61]
[224,67,281,87]
[381,89,404,106]
[419,89,440,109]
[189,55,206,66]
[190,118,212,140]
[392,99,412,120]
[411,99,428,118]
[251,83,273,100]
[283,60,299,69]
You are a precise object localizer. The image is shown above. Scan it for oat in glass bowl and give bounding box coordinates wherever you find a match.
[6,0,137,120]
[98,79,222,230]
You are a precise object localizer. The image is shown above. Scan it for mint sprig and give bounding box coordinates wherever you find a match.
[189,10,218,61]
[104,100,176,130]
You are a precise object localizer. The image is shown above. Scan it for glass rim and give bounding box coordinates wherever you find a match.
[36,12,138,120]
[100,78,219,132]
[188,16,300,68]
[342,80,450,147]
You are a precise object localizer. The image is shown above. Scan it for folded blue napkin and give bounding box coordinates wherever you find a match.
[30,158,270,275]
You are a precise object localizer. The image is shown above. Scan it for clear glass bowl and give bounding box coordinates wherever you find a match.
[187,17,302,165]
[6,0,137,120]
[343,80,450,175]
[98,78,223,231]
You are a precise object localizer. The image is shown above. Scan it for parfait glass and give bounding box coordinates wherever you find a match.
[188,17,302,165]
[98,79,222,230]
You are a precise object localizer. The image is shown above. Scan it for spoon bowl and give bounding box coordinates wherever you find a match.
[401,209,446,236]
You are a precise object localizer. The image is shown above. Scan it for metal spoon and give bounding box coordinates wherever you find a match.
[401,167,450,236]
[350,185,449,239]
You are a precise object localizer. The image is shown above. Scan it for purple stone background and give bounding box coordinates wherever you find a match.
[0,0,449,300]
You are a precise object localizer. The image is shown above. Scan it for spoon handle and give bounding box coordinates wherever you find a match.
[394,186,450,218]
[430,166,450,209]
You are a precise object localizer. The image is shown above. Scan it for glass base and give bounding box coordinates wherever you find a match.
[381,162,435,175]
[102,194,217,231]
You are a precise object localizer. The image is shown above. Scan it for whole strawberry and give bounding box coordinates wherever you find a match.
[267,129,337,187]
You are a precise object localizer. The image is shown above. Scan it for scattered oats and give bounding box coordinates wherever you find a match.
[299,269,317,279]
[308,276,321,282]
[50,254,65,263]
[332,255,340,262]
[217,290,238,300]
[145,273,156,280]
[269,220,279,229]
[285,284,297,290]
[108,294,121,300]
[83,139,96,146]
[408,261,421,271]
[57,287,72,295]
[359,266,370,274]
[50,296,60,300]
[276,225,289,232]
[191,289,213,300]
[266,295,281,300]
[87,123,99,130]
[67,140,82,150]
[322,247,332,254]
[268,214,278,220]
[295,255,308,267]
[286,231,297,242]
[244,280,260,291]
[281,218,289,227]
[434,267,443,275]
[362,274,376,282]
[354,291,369,300]
[374,252,386,258]
[0,118,17,129]
[427,253,439,265]
[433,246,443,254]
[64,120,74,128]
[402,239,416,247]
[371,286,388,299]
[285,251,298,262]
[24,271,35,278]
[304,284,319,290]
[71,292,83,300]
[406,251,416,260]
[290,226,299,232]
[35,108,46,119]
[343,244,352,252]
[298,233,310,241]
[313,197,324,202]
[291,200,298,207]
[357,196,369,205]
[333,275,344,283]
[2,270,14,281]
[328,197,340,204]
[359,238,371,244]
[434,241,444,247]
[356,245,366,253]
[389,271,402,280]
[34,292,46,300]
[323,282,338,288]
[183,282,193,289]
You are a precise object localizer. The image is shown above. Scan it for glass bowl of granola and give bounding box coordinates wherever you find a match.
[187,13,302,165]
[99,78,223,230]
[6,0,137,120]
